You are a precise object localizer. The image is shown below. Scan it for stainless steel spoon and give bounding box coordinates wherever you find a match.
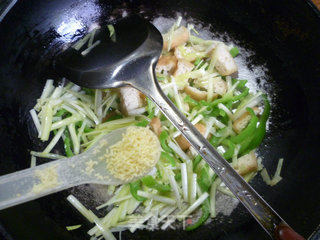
[55,16,304,240]
[0,127,161,210]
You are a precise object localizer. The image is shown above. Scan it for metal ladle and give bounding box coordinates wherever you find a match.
[10,15,303,239]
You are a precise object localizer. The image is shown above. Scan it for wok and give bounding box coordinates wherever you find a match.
[0,0,319,239]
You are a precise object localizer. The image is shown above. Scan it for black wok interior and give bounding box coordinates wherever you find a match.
[0,0,319,239]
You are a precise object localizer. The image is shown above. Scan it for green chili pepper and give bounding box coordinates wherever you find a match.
[175,172,182,181]
[55,108,68,117]
[186,199,210,231]
[75,121,83,129]
[229,47,239,58]
[106,114,122,122]
[83,88,95,96]
[63,130,74,157]
[197,167,212,192]
[147,98,155,118]
[199,100,210,106]
[194,57,202,66]
[160,151,176,167]
[83,126,94,133]
[141,175,171,192]
[160,114,167,121]
[135,119,149,127]
[210,88,249,108]
[230,108,258,144]
[231,87,249,102]
[209,135,220,147]
[238,134,255,155]
[193,155,202,170]
[184,95,199,106]
[218,109,229,125]
[245,94,270,152]
[221,139,235,160]
[129,181,146,201]
[236,80,248,90]
[159,131,173,153]
[225,100,233,109]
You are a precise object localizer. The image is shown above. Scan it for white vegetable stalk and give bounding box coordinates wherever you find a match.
[218,103,234,119]
[43,126,66,153]
[158,206,177,223]
[72,33,91,50]
[81,40,101,56]
[67,195,96,223]
[210,178,221,218]
[40,79,54,99]
[179,192,209,220]
[204,117,215,139]
[94,218,117,240]
[50,86,63,99]
[30,151,64,159]
[189,173,197,204]
[181,163,188,202]
[161,205,188,230]
[68,123,80,154]
[261,158,283,186]
[168,141,191,162]
[97,186,130,210]
[94,89,103,122]
[30,156,36,168]
[217,186,235,198]
[226,76,232,91]
[40,102,53,141]
[233,92,263,119]
[186,161,194,203]
[77,120,87,142]
[129,204,164,233]
[137,190,176,205]
[51,114,82,130]
[30,109,41,136]
[167,169,182,209]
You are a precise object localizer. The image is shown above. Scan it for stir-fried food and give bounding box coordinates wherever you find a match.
[29,18,283,239]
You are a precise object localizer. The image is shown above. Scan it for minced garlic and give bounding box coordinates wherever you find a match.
[105,126,160,181]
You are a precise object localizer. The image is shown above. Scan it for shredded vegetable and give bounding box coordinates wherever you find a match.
[29,18,278,238]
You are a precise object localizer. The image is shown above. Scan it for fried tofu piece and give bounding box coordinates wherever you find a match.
[150,117,161,136]
[163,26,189,51]
[176,123,206,151]
[119,87,144,116]
[235,151,258,176]
[173,59,194,77]
[213,77,227,96]
[214,44,238,76]
[155,55,178,74]
[233,107,261,134]
[184,85,208,101]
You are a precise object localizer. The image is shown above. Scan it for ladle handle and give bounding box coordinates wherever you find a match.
[135,69,305,239]
[0,157,83,210]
